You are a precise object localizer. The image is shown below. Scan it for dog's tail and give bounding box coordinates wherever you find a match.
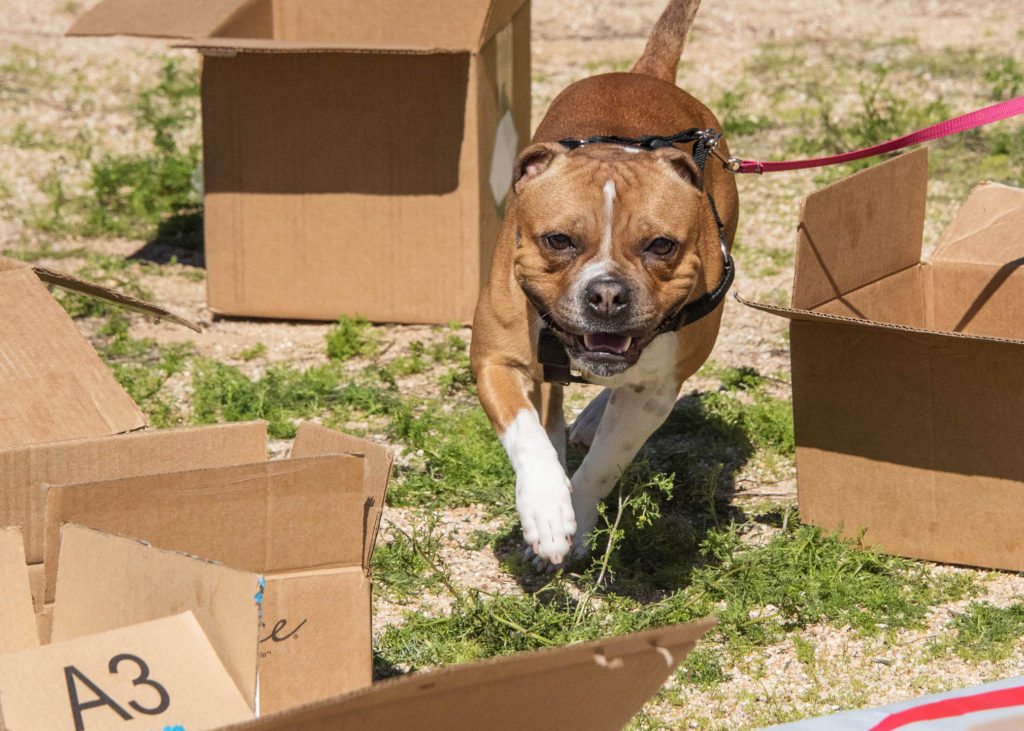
[631,0,701,83]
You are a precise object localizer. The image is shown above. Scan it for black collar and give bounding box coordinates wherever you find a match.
[534,129,735,385]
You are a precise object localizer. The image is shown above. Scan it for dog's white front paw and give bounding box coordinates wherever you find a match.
[516,468,576,565]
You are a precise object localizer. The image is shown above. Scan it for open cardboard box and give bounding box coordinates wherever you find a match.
[0,522,716,730]
[0,525,256,731]
[66,0,532,324]
[1,250,395,713]
[1,417,393,716]
[739,147,1024,571]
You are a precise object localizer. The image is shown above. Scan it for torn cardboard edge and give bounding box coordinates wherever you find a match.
[32,264,200,332]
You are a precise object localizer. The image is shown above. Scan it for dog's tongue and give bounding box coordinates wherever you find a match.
[584,333,632,354]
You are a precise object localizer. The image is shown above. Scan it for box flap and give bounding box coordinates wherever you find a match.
[67,0,253,40]
[219,617,715,730]
[0,421,267,565]
[179,39,473,55]
[52,524,263,708]
[71,0,526,50]
[0,612,253,731]
[44,454,368,602]
[0,526,38,654]
[0,263,146,449]
[734,293,1024,347]
[291,423,393,571]
[32,265,200,332]
[931,181,1024,265]
[793,148,928,311]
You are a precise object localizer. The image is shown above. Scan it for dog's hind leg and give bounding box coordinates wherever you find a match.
[568,388,611,449]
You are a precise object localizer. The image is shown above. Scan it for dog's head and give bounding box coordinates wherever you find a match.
[509,141,713,378]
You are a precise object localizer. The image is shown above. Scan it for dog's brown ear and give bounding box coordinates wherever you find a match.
[655,147,704,190]
[512,143,565,193]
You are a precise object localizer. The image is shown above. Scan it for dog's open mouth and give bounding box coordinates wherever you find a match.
[566,331,645,376]
[582,332,632,355]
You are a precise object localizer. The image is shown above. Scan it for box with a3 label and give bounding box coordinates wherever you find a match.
[0,420,391,720]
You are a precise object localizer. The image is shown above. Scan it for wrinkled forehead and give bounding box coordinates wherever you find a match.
[556,145,688,190]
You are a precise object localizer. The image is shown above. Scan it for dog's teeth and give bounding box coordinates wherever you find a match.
[584,333,632,354]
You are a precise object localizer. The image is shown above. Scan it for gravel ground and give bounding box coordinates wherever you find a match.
[4,1,1024,728]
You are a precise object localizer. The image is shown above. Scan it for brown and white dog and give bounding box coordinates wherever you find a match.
[470,0,738,567]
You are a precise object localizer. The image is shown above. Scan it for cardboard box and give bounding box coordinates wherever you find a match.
[0,421,269,567]
[0,526,254,731]
[739,148,1024,570]
[42,422,393,715]
[220,617,716,731]
[762,675,1024,729]
[0,613,253,731]
[52,524,265,709]
[68,0,532,324]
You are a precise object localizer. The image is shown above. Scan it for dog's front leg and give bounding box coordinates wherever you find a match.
[569,374,680,555]
[476,365,576,564]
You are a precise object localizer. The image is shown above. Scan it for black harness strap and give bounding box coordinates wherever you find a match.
[535,129,735,385]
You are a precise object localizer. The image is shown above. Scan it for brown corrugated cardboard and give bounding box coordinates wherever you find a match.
[218,617,716,731]
[0,612,252,731]
[739,147,1024,571]
[0,421,268,565]
[68,0,531,324]
[0,256,145,448]
[52,524,264,709]
[0,526,38,654]
[42,427,392,714]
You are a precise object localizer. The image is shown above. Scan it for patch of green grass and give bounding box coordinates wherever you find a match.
[985,57,1024,101]
[32,56,202,243]
[94,318,193,428]
[190,358,403,439]
[387,403,514,512]
[928,601,1024,662]
[326,314,380,361]
[716,87,773,138]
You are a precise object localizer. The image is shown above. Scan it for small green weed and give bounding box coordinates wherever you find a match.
[238,343,267,361]
[372,517,447,602]
[985,58,1024,101]
[326,314,380,361]
[929,601,1024,662]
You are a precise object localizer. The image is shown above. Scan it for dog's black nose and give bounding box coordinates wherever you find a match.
[584,277,631,319]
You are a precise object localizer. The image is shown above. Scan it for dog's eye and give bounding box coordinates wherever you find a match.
[646,237,677,257]
[543,233,575,252]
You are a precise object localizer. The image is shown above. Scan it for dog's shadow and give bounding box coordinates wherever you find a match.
[494,389,760,600]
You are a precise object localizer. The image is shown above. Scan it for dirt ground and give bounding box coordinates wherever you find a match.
[4,0,1024,728]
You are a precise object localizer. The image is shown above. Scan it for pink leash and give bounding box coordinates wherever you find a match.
[725,95,1024,174]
